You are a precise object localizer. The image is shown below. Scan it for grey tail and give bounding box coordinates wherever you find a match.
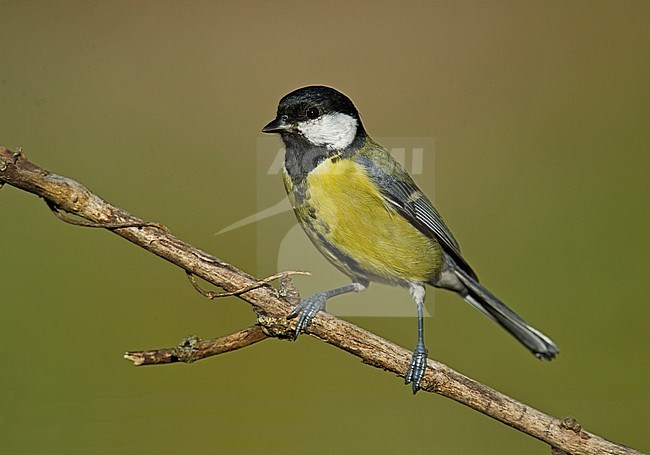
[453,266,559,360]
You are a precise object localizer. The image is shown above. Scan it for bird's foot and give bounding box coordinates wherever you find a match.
[405,342,428,394]
[287,292,328,336]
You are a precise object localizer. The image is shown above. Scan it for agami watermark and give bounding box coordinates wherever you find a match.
[217,136,437,317]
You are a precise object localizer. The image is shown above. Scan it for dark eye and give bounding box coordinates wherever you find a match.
[306,107,320,120]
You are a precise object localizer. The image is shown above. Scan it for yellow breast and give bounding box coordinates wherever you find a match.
[301,156,442,284]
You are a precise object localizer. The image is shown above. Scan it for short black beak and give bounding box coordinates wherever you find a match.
[262,116,292,134]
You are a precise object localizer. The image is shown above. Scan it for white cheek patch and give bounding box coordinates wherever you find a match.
[297,113,358,150]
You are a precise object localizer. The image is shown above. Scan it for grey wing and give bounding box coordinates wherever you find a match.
[355,153,478,280]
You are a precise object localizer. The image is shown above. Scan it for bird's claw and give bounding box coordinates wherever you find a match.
[405,343,428,394]
[287,292,328,336]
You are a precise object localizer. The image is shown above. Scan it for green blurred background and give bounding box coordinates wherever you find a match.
[1,1,648,453]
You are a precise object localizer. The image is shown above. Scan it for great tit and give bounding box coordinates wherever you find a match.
[262,86,558,393]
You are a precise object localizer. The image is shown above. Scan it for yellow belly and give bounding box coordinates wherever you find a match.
[297,157,442,284]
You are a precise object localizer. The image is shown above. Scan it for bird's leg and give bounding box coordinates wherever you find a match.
[288,282,367,335]
[405,283,428,394]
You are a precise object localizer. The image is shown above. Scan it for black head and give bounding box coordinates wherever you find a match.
[273,85,360,124]
[262,86,366,150]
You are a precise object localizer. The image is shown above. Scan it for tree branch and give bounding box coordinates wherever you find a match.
[0,146,640,455]
[124,326,269,366]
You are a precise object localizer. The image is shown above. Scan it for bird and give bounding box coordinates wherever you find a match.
[262,85,558,393]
